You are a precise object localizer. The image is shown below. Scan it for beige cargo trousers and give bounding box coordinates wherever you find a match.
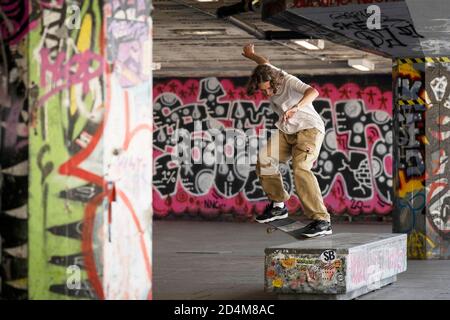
[256,127,330,222]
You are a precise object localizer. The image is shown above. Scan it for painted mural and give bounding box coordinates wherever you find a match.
[393,58,450,259]
[28,0,153,299]
[153,74,393,219]
[0,0,34,300]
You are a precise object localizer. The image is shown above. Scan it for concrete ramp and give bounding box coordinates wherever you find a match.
[265,233,407,300]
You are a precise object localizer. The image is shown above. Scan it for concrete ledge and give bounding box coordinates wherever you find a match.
[277,276,397,300]
[264,233,407,299]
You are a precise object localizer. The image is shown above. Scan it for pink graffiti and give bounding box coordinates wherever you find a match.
[37,48,104,108]
[153,78,393,218]
[348,253,368,287]
[349,245,406,289]
[153,79,272,218]
[315,82,392,216]
[0,0,62,44]
[0,0,39,44]
[153,188,270,218]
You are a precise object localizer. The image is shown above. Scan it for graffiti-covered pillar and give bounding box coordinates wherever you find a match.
[393,57,450,259]
[0,1,30,299]
[28,0,153,299]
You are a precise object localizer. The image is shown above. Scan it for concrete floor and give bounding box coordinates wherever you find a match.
[153,220,450,300]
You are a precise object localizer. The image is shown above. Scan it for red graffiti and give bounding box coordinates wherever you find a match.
[59,64,152,299]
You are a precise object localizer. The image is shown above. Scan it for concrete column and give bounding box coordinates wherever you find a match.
[28,0,153,299]
[0,0,34,300]
[393,57,450,259]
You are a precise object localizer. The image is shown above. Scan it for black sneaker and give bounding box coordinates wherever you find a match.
[255,202,288,223]
[300,220,332,238]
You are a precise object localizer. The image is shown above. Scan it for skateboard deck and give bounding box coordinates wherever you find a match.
[265,217,326,240]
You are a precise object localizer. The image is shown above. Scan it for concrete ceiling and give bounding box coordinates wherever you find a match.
[262,0,450,58]
[153,0,392,77]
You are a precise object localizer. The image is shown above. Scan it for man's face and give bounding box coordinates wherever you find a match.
[258,81,274,97]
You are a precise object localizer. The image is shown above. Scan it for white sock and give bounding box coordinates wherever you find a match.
[273,202,284,208]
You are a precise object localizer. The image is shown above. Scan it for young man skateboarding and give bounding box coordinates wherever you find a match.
[242,43,331,238]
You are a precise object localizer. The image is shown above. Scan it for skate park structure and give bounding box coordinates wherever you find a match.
[0,0,153,299]
[260,0,449,299]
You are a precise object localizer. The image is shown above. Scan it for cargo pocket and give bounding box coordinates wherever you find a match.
[297,142,315,161]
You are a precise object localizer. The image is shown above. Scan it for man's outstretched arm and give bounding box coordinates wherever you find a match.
[242,43,269,65]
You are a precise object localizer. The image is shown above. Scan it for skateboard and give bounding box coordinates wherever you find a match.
[265,217,327,240]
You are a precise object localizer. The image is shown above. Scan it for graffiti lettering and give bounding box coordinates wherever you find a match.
[153,76,393,218]
[394,60,450,259]
[38,48,104,108]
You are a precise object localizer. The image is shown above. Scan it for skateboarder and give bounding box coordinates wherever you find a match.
[242,43,332,238]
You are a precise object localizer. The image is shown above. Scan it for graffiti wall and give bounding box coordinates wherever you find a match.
[153,74,393,219]
[28,0,153,299]
[0,0,33,300]
[393,58,450,259]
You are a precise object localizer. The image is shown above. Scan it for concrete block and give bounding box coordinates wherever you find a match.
[264,233,407,299]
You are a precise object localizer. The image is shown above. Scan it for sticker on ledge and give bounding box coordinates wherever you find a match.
[320,250,336,264]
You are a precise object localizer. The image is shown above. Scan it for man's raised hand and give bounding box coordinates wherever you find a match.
[242,43,255,59]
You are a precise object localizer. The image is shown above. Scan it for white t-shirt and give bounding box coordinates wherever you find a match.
[265,63,325,135]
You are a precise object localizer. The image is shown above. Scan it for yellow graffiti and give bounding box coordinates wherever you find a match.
[5,278,28,290]
[76,13,92,52]
[333,260,342,269]
[398,171,424,198]
[272,278,283,288]
[407,230,436,259]
[420,135,429,145]
[398,61,421,78]
[423,90,433,109]
[70,10,93,116]
[280,258,296,269]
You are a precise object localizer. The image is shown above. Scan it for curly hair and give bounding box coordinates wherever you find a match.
[246,64,285,96]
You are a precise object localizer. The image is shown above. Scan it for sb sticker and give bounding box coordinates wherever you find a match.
[320,250,336,264]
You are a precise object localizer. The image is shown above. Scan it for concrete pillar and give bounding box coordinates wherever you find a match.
[28,0,153,299]
[393,57,450,259]
[0,0,32,300]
